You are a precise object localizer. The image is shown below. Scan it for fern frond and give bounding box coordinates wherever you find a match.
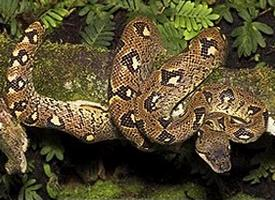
[243,147,275,184]
[231,21,273,57]
[107,0,145,12]
[80,18,115,49]
[173,1,219,31]
[157,22,187,54]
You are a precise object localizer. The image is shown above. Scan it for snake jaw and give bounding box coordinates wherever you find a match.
[195,127,232,173]
[196,148,231,174]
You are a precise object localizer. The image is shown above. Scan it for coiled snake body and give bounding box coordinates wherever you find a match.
[1,17,268,174]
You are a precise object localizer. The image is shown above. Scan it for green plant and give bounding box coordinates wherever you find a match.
[43,163,61,199]
[78,0,116,48]
[215,0,274,57]
[0,0,84,37]
[243,147,275,184]
[0,173,17,199]
[18,175,42,200]
[40,135,64,162]
[40,0,85,30]
[0,0,30,37]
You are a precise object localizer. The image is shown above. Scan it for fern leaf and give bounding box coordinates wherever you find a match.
[214,4,233,23]
[40,4,74,30]
[231,21,273,57]
[157,22,187,54]
[80,18,115,49]
[243,147,275,184]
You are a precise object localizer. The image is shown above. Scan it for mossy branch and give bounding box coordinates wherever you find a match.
[0,34,275,115]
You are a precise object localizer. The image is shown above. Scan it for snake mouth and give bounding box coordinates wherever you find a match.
[196,150,232,173]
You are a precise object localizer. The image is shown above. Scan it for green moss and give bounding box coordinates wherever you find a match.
[226,193,265,200]
[148,182,207,200]
[58,180,123,200]
[118,177,145,197]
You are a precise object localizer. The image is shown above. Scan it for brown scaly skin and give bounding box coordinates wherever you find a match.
[0,99,27,174]
[4,22,118,144]
[1,17,268,174]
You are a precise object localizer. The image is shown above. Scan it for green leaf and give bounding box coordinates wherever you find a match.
[252,22,274,35]
[268,0,275,6]
[238,9,252,21]
[19,176,42,200]
[40,135,64,162]
[80,17,115,49]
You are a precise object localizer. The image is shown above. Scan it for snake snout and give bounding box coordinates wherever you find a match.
[211,148,231,173]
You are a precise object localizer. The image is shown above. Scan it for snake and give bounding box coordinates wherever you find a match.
[1,17,268,174]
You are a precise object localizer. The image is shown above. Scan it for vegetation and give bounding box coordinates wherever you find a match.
[0,0,275,199]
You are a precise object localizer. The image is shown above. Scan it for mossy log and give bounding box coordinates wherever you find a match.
[0,34,275,122]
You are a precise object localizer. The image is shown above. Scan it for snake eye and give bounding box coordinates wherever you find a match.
[230,116,247,125]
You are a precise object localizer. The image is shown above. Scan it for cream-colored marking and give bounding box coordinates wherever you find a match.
[12,49,19,56]
[163,116,170,121]
[7,73,18,82]
[197,131,201,137]
[86,134,95,141]
[198,114,205,125]
[31,112,38,121]
[151,95,160,103]
[164,138,171,142]
[130,113,136,123]
[248,110,253,115]
[238,134,250,140]
[50,115,62,126]
[167,75,181,85]
[18,80,25,88]
[69,100,108,112]
[126,89,132,97]
[0,122,3,130]
[222,34,226,40]
[25,28,34,33]
[231,117,245,125]
[11,60,21,68]
[223,96,231,103]
[143,26,150,36]
[22,137,28,152]
[21,54,28,63]
[219,122,225,130]
[22,36,30,43]
[32,34,38,43]
[207,46,217,56]
[15,111,22,117]
[267,116,275,136]
[132,56,140,70]
[9,103,15,110]
[171,103,185,118]
[19,154,27,173]
[8,87,17,94]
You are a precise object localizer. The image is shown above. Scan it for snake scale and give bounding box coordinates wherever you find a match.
[1,17,268,174]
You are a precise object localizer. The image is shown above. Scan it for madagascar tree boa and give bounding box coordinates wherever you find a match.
[0,17,268,174]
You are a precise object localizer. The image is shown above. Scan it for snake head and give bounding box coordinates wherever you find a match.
[195,128,231,173]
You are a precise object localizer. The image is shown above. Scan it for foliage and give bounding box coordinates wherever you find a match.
[43,163,61,199]
[0,173,18,199]
[214,0,274,57]
[18,175,42,200]
[243,146,275,184]
[0,0,84,37]
[40,135,64,162]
